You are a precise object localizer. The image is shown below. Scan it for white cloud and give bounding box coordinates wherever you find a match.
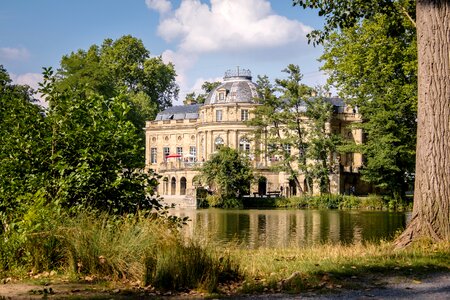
[161,49,198,89]
[145,0,172,14]
[190,75,222,94]
[10,72,47,107]
[156,0,312,54]
[0,47,30,61]
[149,0,314,105]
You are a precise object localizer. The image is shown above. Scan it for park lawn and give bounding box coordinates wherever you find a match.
[229,240,450,294]
[1,238,449,298]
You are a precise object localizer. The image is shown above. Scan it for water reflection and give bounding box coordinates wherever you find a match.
[172,208,409,248]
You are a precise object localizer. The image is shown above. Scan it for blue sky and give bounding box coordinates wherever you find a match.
[1,0,327,105]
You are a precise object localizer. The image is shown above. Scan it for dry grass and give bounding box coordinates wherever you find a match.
[60,213,239,291]
[229,241,450,293]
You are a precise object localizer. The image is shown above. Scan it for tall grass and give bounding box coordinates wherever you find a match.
[0,211,239,292]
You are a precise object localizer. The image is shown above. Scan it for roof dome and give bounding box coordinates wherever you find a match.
[204,68,260,105]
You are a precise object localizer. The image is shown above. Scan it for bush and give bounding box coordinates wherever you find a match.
[0,190,65,275]
[276,194,399,210]
[360,194,384,209]
[204,195,243,209]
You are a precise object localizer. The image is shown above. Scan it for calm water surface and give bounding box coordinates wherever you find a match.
[172,208,410,248]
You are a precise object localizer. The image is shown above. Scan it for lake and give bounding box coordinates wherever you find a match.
[171,208,410,248]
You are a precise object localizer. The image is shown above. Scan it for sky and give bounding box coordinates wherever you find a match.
[0,0,328,106]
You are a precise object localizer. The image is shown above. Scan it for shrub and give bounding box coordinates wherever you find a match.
[204,195,243,209]
[0,189,64,275]
[360,194,384,209]
[276,194,394,210]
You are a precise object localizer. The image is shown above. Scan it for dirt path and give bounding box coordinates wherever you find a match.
[1,272,449,299]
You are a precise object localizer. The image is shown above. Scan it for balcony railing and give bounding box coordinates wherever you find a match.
[158,161,204,171]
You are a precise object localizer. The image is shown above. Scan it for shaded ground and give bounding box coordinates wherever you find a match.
[0,272,449,299]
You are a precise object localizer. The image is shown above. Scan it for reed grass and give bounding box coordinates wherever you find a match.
[0,212,239,292]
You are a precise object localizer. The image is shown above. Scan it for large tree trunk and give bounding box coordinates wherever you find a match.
[395,0,450,248]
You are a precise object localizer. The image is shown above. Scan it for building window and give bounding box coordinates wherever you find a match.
[190,146,196,158]
[151,147,157,164]
[163,147,170,160]
[239,138,250,153]
[176,146,183,159]
[241,109,249,121]
[215,137,224,150]
[219,92,225,101]
[283,144,291,155]
[346,152,353,166]
[216,110,222,122]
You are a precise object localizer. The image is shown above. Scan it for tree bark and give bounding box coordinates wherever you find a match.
[395,0,450,248]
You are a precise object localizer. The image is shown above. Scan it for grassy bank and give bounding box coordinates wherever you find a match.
[243,194,412,210]
[230,241,450,293]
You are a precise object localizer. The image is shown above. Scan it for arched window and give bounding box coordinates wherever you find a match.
[215,137,224,150]
[171,177,176,195]
[180,177,187,195]
[289,179,297,196]
[163,177,169,195]
[239,138,250,153]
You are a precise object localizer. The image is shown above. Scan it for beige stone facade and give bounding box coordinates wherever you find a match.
[145,69,368,202]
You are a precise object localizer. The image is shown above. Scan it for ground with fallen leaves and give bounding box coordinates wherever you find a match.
[1,271,449,299]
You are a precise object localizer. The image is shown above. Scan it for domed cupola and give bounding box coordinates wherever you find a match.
[204,68,260,105]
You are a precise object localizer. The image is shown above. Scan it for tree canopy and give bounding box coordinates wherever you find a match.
[0,66,50,220]
[320,11,417,197]
[55,35,179,129]
[1,53,166,227]
[200,146,253,203]
[294,0,450,246]
[249,65,339,194]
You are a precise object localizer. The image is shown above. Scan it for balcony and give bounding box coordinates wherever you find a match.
[158,161,204,171]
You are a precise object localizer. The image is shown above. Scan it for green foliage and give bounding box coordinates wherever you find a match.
[249,65,338,193]
[1,57,168,221]
[38,68,161,213]
[56,35,179,131]
[0,66,51,228]
[293,0,416,45]
[275,194,410,211]
[200,147,253,202]
[293,1,417,199]
[0,189,64,273]
[249,66,311,191]
[204,195,243,209]
[305,90,341,193]
[321,13,417,197]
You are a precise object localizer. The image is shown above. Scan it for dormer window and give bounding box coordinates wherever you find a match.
[219,92,225,101]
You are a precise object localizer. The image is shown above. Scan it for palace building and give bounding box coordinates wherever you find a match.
[144,68,368,203]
